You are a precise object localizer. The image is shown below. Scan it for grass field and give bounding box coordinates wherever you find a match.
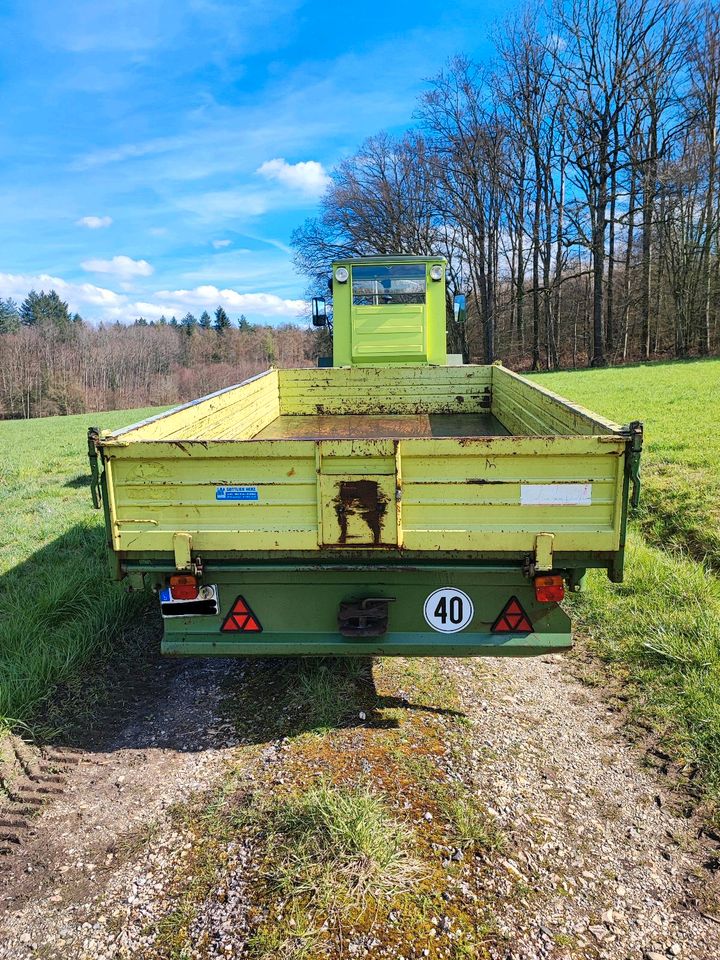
[532,359,720,804]
[1,359,719,813]
[0,406,165,730]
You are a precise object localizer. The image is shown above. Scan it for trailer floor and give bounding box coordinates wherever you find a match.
[253,412,510,440]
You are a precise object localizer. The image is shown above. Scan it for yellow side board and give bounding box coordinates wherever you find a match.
[100,365,630,559]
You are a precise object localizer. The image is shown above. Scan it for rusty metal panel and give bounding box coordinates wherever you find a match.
[399,436,626,553]
[278,366,492,415]
[491,366,623,436]
[319,475,398,547]
[105,440,320,553]
[113,369,280,442]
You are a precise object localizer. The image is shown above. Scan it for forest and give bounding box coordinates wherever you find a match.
[293,0,720,369]
[0,292,315,419]
[2,0,719,418]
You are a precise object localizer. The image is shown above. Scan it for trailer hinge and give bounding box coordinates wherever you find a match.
[625,420,643,509]
[534,532,555,573]
[87,426,102,509]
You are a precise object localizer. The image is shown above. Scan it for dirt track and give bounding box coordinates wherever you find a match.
[1,651,719,959]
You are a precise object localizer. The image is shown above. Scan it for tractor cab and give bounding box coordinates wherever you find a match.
[312,255,450,367]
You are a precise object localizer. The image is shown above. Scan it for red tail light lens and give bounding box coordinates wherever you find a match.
[169,574,199,600]
[534,575,565,603]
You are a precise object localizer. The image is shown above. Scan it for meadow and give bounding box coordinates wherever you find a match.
[1,359,719,809]
[533,359,720,801]
[0,406,165,730]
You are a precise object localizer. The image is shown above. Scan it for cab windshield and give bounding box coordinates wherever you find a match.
[352,264,426,306]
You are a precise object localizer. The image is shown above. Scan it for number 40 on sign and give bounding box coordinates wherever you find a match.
[423,588,474,633]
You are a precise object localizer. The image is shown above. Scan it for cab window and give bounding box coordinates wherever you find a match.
[352,264,426,305]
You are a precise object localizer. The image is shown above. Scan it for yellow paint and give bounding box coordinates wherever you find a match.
[100,364,630,559]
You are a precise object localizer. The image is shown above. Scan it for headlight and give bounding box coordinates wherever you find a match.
[429,264,443,281]
[335,267,349,283]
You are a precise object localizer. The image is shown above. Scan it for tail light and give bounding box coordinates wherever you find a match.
[534,575,565,603]
[169,574,199,600]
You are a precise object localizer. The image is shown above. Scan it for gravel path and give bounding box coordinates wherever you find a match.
[443,655,720,960]
[1,652,718,959]
[0,658,245,958]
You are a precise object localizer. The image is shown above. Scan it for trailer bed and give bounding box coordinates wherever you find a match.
[96,364,636,572]
[254,413,510,440]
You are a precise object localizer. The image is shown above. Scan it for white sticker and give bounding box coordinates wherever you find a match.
[520,483,592,506]
[423,588,474,633]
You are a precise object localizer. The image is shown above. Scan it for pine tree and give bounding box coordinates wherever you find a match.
[214,305,230,333]
[237,313,251,331]
[158,315,168,326]
[0,297,20,333]
[199,310,212,329]
[20,290,41,326]
[170,316,179,327]
[134,316,148,326]
[20,289,71,331]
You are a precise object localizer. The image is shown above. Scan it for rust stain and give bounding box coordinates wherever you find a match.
[333,479,389,545]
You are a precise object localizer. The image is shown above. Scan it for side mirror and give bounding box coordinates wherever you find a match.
[312,297,327,327]
[453,294,467,325]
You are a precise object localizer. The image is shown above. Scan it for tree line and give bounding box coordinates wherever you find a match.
[0,290,315,419]
[292,0,720,368]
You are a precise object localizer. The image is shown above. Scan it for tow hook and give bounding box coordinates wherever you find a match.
[338,597,395,638]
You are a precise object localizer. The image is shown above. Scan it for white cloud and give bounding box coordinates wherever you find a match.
[0,272,126,316]
[81,255,154,278]
[76,215,113,229]
[212,239,232,248]
[0,271,306,325]
[146,285,305,319]
[256,158,330,197]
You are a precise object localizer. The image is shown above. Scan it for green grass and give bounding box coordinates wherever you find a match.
[0,405,166,732]
[258,782,419,902]
[531,358,720,811]
[575,531,720,797]
[530,358,720,568]
[173,780,421,960]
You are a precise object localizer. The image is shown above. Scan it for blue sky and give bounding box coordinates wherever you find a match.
[0,0,512,326]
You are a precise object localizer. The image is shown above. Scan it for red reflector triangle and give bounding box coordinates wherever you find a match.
[220,596,263,633]
[491,596,533,633]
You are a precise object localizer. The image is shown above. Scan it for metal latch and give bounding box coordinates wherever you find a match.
[626,420,643,509]
[87,426,102,509]
[534,532,555,573]
[338,597,395,638]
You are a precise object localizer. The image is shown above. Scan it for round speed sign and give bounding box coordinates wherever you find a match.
[423,588,474,633]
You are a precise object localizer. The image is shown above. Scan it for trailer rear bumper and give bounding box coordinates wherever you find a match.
[157,565,572,658]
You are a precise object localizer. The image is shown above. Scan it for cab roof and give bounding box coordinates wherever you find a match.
[332,255,446,266]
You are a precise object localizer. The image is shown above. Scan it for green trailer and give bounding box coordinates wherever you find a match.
[88,256,642,657]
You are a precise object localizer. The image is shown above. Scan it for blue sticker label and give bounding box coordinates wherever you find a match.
[160,587,171,602]
[216,486,259,501]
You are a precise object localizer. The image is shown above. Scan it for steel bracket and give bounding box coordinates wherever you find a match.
[535,532,555,572]
[173,532,193,571]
